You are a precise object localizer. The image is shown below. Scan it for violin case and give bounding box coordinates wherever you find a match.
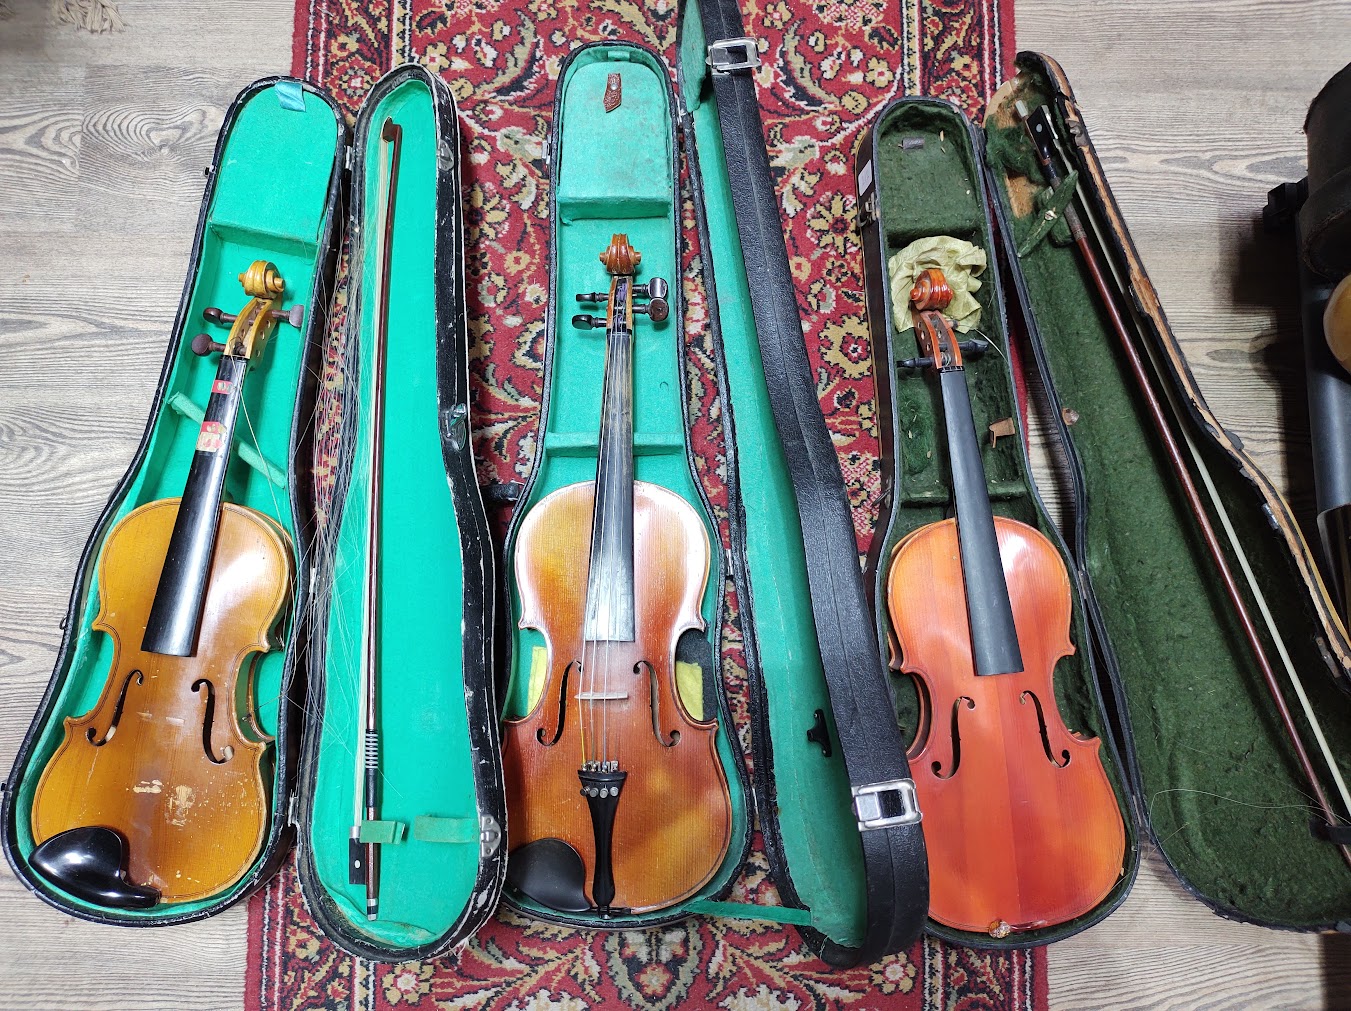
[496,0,928,967]
[1,67,507,962]
[854,51,1351,949]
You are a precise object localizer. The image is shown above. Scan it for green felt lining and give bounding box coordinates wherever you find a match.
[304,76,485,951]
[983,62,1351,926]
[676,2,866,949]
[501,42,750,925]
[867,99,1137,945]
[6,81,339,919]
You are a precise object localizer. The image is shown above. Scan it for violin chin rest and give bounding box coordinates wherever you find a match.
[506,838,592,913]
[30,827,160,910]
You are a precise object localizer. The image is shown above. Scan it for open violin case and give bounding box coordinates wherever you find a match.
[855,51,1351,949]
[1,66,507,962]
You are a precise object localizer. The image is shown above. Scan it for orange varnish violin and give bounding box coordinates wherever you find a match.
[886,268,1124,936]
[30,261,300,906]
[502,236,732,915]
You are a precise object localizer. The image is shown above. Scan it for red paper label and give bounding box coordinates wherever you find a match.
[212,379,233,394]
[196,420,227,453]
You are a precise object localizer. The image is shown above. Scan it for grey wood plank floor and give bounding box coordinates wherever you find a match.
[0,1,1347,1008]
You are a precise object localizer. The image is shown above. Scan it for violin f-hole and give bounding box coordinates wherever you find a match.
[635,659,680,748]
[86,669,144,746]
[1020,690,1071,768]
[536,660,576,747]
[191,678,234,765]
[932,696,974,780]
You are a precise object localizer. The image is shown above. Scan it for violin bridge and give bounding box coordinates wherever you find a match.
[576,690,630,701]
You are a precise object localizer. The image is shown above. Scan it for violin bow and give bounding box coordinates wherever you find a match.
[351,117,402,920]
[1016,101,1351,866]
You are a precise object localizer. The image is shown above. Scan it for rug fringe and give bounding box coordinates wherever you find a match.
[52,0,125,33]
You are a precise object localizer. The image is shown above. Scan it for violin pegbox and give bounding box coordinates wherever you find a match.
[191,259,305,366]
[573,234,670,330]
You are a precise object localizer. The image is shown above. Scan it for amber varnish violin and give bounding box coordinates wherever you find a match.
[29,261,302,908]
[887,268,1125,937]
[502,235,732,915]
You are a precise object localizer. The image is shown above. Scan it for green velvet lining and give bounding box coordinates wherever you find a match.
[305,77,484,950]
[984,63,1351,925]
[8,81,339,917]
[502,43,749,924]
[867,99,1136,944]
[679,1,866,948]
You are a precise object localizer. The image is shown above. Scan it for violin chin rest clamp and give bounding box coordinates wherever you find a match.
[30,826,160,910]
[506,837,592,913]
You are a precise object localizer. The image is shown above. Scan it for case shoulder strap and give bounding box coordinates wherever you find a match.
[692,0,929,967]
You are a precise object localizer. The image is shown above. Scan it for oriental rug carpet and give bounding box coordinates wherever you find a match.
[249,0,1044,1008]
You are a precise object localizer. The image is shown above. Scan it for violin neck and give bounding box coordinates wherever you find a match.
[583,275,636,643]
[142,352,250,657]
[938,365,1024,676]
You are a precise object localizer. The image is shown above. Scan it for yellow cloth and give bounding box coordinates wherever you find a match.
[887,236,987,333]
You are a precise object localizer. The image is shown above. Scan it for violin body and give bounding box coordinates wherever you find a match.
[31,497,291,902]
[888,515,1125,934]
[503,479,731,913]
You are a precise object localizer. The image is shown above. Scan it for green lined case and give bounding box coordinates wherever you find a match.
[2,78,344,925]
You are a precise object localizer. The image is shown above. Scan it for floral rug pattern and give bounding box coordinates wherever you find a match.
[249,0,1043,1007]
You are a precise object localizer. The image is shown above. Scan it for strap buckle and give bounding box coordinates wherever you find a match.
[706,37,761,74]
[852,778,921,831]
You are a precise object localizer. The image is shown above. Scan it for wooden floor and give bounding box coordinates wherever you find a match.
[0,0,1348,1008]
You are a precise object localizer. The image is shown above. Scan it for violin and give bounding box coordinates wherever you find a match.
[502,235,732,915]
[886,268,1125,936]
[29,261,302,908]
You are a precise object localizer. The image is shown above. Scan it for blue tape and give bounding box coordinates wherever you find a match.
[275,80,306,112]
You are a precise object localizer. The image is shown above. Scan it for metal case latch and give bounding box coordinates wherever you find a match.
[707,37,761,74]
[852,778,922,831]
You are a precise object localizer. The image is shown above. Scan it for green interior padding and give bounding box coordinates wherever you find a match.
[8,81,339,918]
[678,3,867,948]
[984,63,1351,925]
[867,99,1137,945]
[306,77,484,949]
[502,43,749,923]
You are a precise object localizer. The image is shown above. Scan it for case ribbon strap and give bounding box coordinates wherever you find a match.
[358,820,406,845]
[690,0,928,968]
[1016,170,1080,257]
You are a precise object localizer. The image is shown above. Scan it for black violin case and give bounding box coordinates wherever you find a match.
[855,52,1351,949]
[2,67,507,962]
[495,0,930,967]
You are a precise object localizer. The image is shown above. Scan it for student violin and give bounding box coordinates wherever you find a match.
[886,268,1125,936]
[502,235,732,915]
[29,262,302,908]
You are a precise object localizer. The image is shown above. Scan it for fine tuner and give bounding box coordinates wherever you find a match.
[573,276,669,330]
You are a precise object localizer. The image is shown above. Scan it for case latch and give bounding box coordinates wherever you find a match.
[706,37,760,74]
[852,778,921,831]
[480,814,503,858]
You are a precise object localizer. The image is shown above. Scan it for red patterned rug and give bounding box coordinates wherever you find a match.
[250,0,1044,1008]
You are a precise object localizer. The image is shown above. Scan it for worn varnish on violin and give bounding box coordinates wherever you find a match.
[503,235,732,915]
[886,268,1125,937]
[29,262,303,908]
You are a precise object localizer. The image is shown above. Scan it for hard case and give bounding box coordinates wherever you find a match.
[854,51,1351,949]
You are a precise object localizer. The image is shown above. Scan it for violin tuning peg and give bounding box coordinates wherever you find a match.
[572,313,605,330]
[190,333,227,357]
[270,305,305,329]
[202,307,236,326]
[634,296,669,323]
[639,277,669,301]
[575,292,608,304]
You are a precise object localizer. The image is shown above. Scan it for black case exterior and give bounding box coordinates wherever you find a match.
[1,77,347,926]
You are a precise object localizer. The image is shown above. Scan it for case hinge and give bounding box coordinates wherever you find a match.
[480,814,502,858]
[707,37,761,74]
[852,778,921,831]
